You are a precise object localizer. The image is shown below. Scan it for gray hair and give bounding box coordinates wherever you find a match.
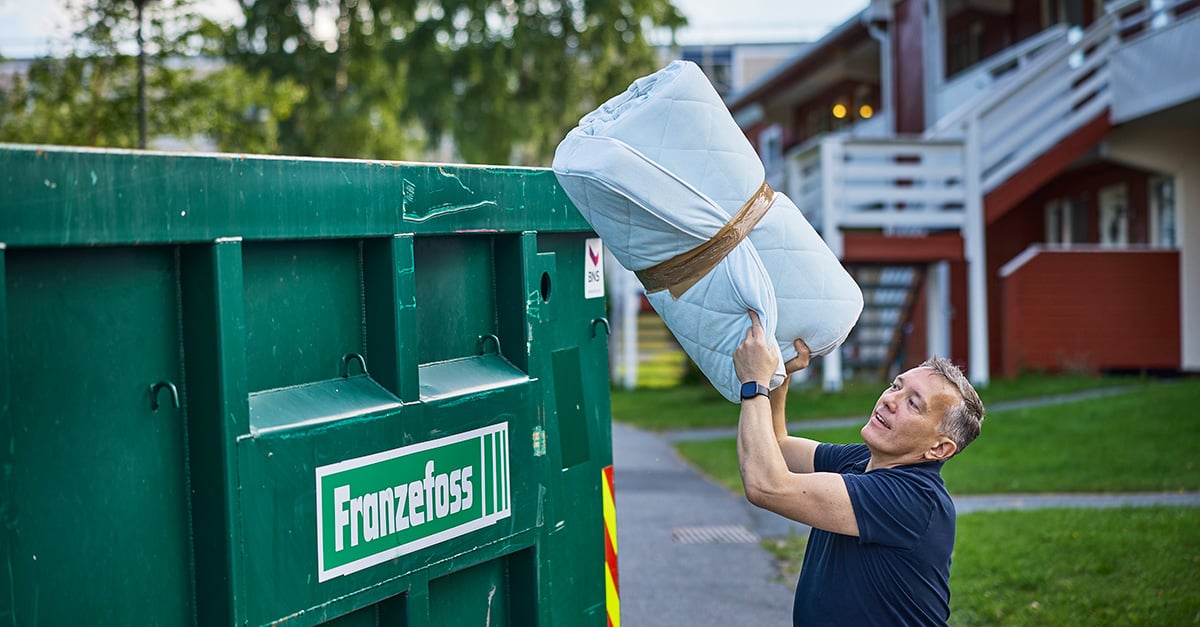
[920,357,985,456]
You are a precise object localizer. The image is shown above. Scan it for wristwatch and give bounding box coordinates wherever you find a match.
[740,381,770,400]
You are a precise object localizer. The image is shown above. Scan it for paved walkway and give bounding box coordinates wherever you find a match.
[613,421,795,627]
[612,385,1200,627]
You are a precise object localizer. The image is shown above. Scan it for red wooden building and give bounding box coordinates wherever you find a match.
[724,0,1199,388]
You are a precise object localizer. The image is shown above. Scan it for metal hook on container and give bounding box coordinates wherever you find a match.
[341,353,369,378]
[477,334,502,356]
[150,381,180,411]
[590,317,611,338]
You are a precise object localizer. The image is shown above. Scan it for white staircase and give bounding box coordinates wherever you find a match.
[841,265,924,379]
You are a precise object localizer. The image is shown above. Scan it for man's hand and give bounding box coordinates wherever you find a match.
[734,310,781,385]
[734,311,812,383]
[784,338,811,374]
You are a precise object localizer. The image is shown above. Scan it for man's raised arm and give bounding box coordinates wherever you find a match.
[734,311,859,536]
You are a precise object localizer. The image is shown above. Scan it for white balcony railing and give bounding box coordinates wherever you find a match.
[1109,0,1200,37]
[933,24,1070,126]
[823,137,967,232]
[785,137,967,230]
[975,17,1116,192]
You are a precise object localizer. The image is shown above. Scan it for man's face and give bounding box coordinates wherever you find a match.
[861,366,960,462]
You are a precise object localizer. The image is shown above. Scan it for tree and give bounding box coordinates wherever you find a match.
[0,0,305,153]
[225,0,686,164]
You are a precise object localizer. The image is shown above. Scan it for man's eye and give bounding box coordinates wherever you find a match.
[908,398,918,409]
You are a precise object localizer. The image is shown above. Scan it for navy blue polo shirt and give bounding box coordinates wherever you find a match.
[792,443,955,626]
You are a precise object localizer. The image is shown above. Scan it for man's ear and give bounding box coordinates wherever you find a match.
[926,437,957,461]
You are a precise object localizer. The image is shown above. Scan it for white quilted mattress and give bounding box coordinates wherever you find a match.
[553,60,863,402]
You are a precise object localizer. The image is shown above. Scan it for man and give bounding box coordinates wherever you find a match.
[733,311,985,626]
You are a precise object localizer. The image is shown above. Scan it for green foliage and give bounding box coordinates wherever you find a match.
[182,65,308,154]
[5,0,684,161]
[225,0,686,163]
[0,0,303,152]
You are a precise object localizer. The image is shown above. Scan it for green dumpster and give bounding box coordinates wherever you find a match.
[0,144,617,626]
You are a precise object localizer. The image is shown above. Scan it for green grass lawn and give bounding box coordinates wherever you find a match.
[611,372,1140,431]
[673,378,1200,495]
[764,507,1200,626]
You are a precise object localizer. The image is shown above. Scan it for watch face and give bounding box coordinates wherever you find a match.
[740,381,764,399]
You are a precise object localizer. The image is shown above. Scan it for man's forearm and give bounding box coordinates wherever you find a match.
[768,379,821,474]
[737,395,790,502]
[770,379,789,441]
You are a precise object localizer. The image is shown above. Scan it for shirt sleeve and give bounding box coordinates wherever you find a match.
[842,470,936,550]
[813,443,870,473]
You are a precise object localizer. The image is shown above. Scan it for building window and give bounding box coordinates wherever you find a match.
[1043,0,1091,28]
[1150,176,1177,247]
[759,124,784,175]
[947,20,984,76]
[1098,184,1129,246]
[804,108,828,140]
[681,47,733,96]
[854,84,876,120]
[1045,196,1088,244]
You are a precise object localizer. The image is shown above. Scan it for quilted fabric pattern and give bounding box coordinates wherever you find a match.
[553,60,863,402]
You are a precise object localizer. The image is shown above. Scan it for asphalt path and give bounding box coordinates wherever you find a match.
[612,421,795,626]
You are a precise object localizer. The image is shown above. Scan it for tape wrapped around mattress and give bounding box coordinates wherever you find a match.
[553,60,863,402]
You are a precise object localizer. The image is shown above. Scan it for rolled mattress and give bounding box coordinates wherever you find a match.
[553,60,863,402]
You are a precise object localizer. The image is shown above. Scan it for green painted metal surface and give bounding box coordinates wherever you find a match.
[0,144,614,626]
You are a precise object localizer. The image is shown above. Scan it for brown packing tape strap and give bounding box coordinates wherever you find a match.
[637,181,776,299]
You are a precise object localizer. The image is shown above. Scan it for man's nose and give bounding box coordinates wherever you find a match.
[882,391,898,410]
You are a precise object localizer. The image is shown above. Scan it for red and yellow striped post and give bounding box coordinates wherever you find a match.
[602,464,620,627]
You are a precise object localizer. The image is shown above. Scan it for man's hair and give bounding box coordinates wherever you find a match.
[921,357,985,456]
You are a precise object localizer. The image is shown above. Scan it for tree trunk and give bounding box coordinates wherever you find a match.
[135,0,147,149]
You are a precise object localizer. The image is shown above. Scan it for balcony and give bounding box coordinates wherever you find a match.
[785,136,968,237]
[999,245,1181,376]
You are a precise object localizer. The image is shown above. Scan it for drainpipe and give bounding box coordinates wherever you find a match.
[925,0,945,130]
[864,0,895,136]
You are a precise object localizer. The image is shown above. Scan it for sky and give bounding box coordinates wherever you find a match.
[0,0,869,59]
[666,0,868,45]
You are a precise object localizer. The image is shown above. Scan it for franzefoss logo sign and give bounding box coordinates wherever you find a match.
[316,423,511,581]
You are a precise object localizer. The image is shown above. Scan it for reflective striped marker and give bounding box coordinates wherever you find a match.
[602,465,620,627]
